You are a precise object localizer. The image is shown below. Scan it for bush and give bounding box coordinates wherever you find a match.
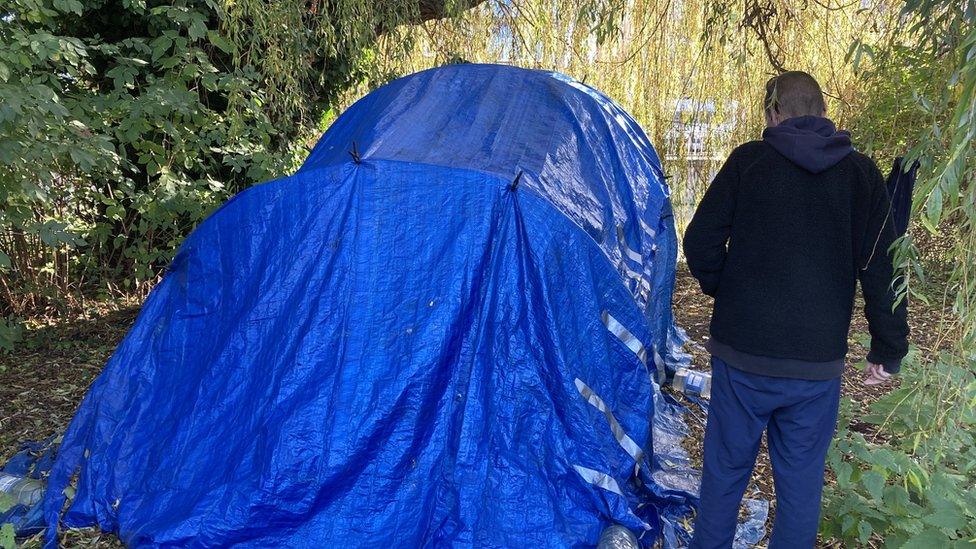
[0,0,290,314]
[0,316,22,356]
[821,343,976,547]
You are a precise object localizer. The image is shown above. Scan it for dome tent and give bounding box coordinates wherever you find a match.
[42,64,695,547]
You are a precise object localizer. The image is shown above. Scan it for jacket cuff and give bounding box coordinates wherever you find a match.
[867,351,901,374]
[881,360,901,375]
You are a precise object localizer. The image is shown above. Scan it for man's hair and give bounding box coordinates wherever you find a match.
[764,71,826,119]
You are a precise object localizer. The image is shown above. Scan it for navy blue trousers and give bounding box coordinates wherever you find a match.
[690,356,841,549]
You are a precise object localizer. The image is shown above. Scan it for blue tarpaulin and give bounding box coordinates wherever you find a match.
[42,64,696,547]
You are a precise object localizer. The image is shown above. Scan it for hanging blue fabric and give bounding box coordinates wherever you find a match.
[885,157,918,237]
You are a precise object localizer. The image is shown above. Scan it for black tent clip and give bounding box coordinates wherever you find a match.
[349,141,361,164]
[509,170,523,192]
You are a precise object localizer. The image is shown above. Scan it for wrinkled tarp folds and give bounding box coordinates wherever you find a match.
[43,64,697,547]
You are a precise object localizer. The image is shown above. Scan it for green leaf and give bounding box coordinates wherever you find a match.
[0,493,14,514]
[862,470,886,502]
[188,19,208,41]
[835,460,853,488]
[884,532,909,548]
[884,484,920,516]
[902,528,951,548]
[0,251,9,270]
[925,185,943,227]
[922,511,967,532]
[151,36,173,61]
[52,0,83,14]
[207,31,235,54]
[0,524,13,549]
[842,513,857,534]
[844,38,861,63]
[857,520,873,543]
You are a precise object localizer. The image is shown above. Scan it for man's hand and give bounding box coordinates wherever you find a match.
[863,362,893,386]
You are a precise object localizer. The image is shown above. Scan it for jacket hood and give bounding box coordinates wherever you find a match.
[762,116,853,174]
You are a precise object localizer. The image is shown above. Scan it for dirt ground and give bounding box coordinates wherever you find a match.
[0,265,946,547]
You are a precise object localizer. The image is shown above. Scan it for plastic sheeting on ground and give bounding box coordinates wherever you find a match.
[41,64,698,547]
[0,438,57,537]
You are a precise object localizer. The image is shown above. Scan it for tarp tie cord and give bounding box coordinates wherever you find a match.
[509,170,523,191]
[349,141,361,164]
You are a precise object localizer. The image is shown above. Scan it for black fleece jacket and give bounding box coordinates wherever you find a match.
[683,117,909,378]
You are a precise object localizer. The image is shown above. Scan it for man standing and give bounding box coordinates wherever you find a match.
[683,71,909,548]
